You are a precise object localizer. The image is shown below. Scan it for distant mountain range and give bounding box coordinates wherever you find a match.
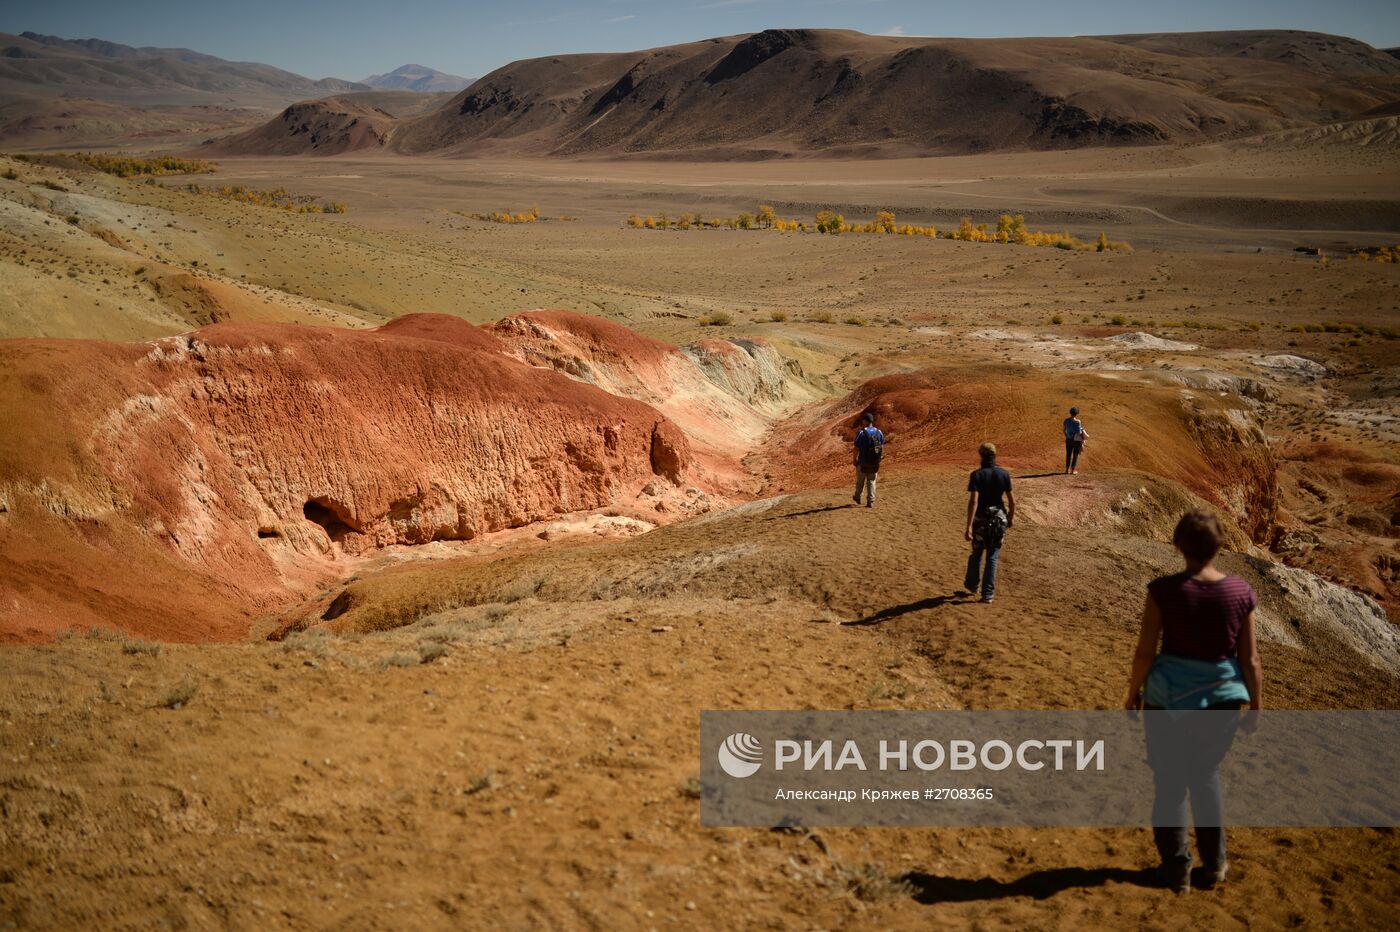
[0,31,367,109]
[361,64,473,93]
[5,27,1399,159]
[208,27,1400,161]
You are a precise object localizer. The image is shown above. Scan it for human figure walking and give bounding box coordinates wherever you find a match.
[963,442,1014,603]
[1064,406,1087,474]
[851,412,884,508]
[1123,509,1263,894]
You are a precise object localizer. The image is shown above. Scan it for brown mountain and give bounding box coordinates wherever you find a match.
[393,28,1400,158]
[0,31,367,110]
[200,93,454,155]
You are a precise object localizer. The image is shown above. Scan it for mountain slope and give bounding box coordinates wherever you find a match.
[202,96,400,155]
[362,63,473,93]
[385,27,1400,159]
[0,31,366,109]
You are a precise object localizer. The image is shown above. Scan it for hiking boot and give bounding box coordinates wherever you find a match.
[1159,861,1192,895]
[852,494,861,504]
[980,596,995,604]
[866,501,874,509]
[1200,861,1228,887]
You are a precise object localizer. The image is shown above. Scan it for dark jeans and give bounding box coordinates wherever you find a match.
[1065,438,1083,471]
[964,546,1000,600]
[1143,703,1244,869]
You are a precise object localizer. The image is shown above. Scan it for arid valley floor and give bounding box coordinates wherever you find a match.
[1,126,1399,928]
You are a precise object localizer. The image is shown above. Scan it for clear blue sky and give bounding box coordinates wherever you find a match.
[5,0,1398,81]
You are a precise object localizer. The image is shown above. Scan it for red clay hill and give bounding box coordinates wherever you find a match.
[0,313,709,643]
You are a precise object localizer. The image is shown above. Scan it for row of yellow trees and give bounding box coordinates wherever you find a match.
[182,183,345,213]
[1353,245,1400,263]
[63,152,216,177]
[628,206,1131,251]
[465,206,541,223]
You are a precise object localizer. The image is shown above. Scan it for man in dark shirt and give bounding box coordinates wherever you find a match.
[963,442,1015,603]
[851,412,884,508]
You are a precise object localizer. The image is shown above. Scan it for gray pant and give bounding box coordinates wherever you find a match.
[853,468,877,505]
[1144,704,1243,869]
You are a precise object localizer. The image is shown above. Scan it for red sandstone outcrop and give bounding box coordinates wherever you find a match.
[0,313,695,641]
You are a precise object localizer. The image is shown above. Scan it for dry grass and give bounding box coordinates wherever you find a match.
[157,680,198,709]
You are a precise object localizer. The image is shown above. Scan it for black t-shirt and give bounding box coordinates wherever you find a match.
[968,466,1012,512]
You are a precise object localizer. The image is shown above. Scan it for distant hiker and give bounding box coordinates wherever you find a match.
[852,412,884,508]
[1064,406,1088,474]
[963,442,1014,603]
[1123,509,1263,894]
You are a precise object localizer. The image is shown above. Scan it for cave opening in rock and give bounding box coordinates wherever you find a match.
[303,498,357,542]
[256,527,281,539]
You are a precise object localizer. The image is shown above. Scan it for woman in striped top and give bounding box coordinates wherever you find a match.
[1124,509,1264,894]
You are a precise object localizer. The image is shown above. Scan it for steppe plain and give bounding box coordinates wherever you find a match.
[1,123,1398,928]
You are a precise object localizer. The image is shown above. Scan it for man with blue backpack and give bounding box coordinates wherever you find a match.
[852,412,884,508]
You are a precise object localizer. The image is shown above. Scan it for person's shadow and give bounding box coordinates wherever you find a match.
[843,593,970,626]
[902,866,1161,903]
[1015,472,1064,480]
[765,503,856,521]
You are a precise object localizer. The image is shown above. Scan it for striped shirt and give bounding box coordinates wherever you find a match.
[1148,572,1257,662]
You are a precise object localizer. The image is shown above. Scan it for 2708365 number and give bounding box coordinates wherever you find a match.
[929,787,994,800]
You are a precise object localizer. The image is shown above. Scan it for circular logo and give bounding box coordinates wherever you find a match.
[718,732,763,778]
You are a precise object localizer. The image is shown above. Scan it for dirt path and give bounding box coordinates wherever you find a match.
[4,471,1395,928]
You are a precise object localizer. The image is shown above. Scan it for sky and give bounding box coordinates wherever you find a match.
[5,0,1399,82]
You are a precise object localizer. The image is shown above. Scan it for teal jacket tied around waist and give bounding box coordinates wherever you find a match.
[1144,653,1250,716]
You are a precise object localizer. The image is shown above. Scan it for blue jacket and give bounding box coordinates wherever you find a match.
[1144,653,1250,717]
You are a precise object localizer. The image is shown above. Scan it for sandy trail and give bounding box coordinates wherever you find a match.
[4,471,1393,928]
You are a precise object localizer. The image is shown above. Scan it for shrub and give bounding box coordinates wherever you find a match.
[769,310,788,322]
[1,168,16,180]
[61,152,215,177]
[809,310,833,323]
[827,861,914,903]
[620,204,1125,252]
[845,315,868,326]
[468,207,540,223]
[1050,314,1063,325]
[814,210,845,234]
[158,680,198,709]
[1109,315,1126,326]
[699,311,733,326]
[418,642,448,664]
[185,182,344,213]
